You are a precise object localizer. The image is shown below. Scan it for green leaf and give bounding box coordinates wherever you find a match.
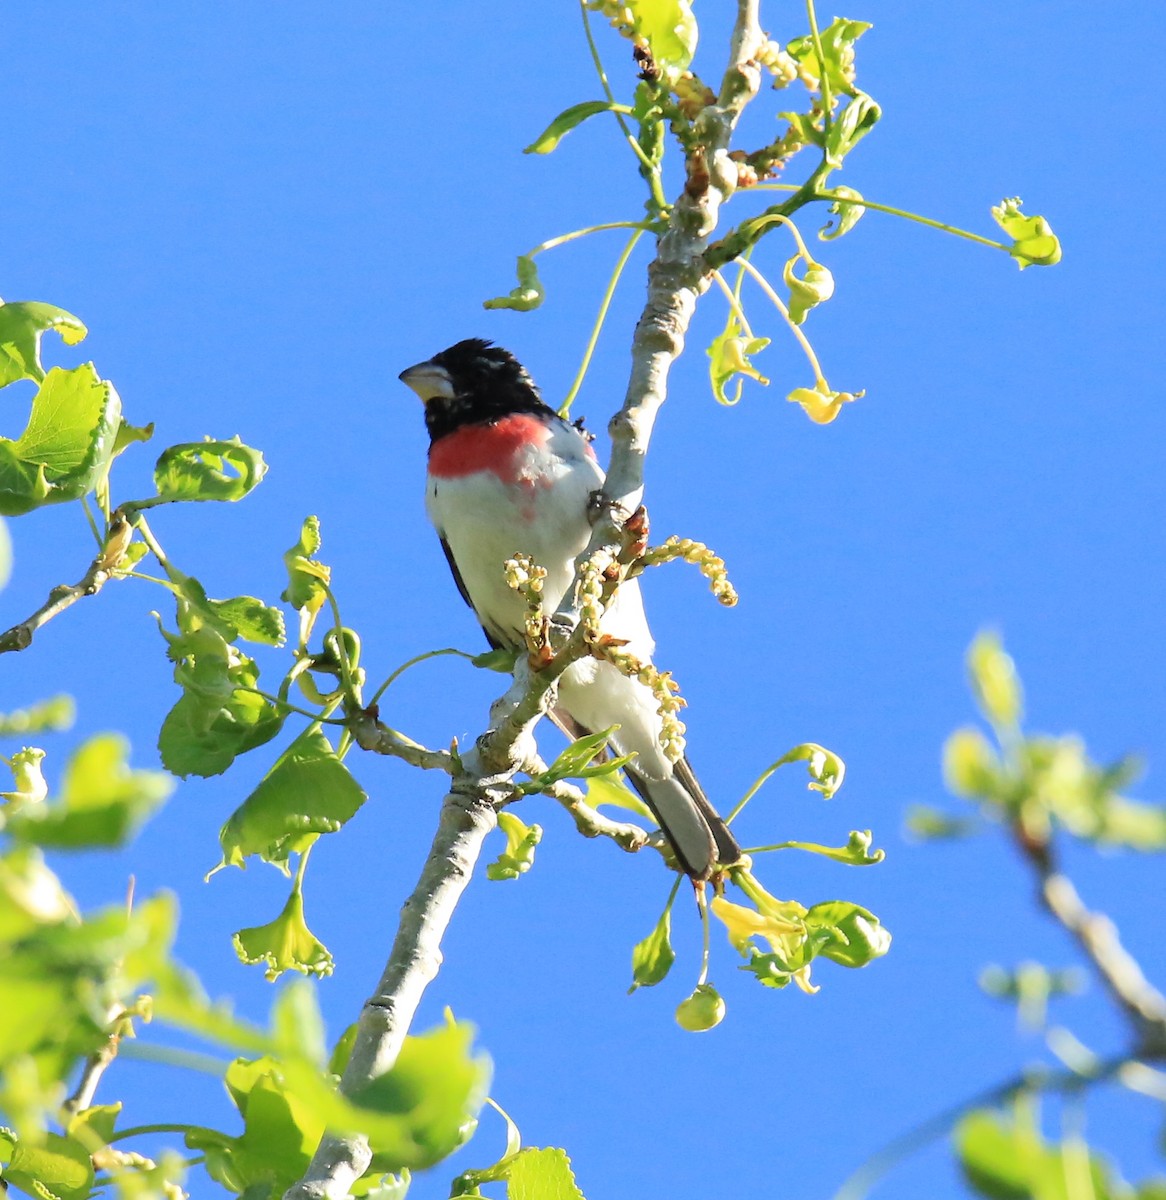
[207,595,287,647]
[471,647,520,674]
[0,364,122,515]
[585,772,654,821]
[483,255,545,312]
[956,1109,1121,1200]
[524,100,632,154]
[628,907,675,991]
[991,197,1062,268]
[508,1147,586,1200]
[778,110,825,149]
[528,727,634,790]
[282,515,331,646]
[0,300,87,388]
[825,89,881,167]
[707,316,769,406]
[783,254,835,325]
[630,0,697,80]
[270,977,328,1066]
[158,687,283,779]
[0,1130,94,1200]
[803,901,891,968]
[818,186,866,240]
[775,830,885,866]
[350,1022,492,1172]
[8,733,173,849]
[486,811,542,882]
[967,631,1023,729]
[0,695,75,737]
[216,729,368,874]
[152,436,267,503]
[2,746,48,807]
[786,18,872,98]
[233,888,334,981]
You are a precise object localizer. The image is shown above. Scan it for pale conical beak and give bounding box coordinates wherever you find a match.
[398,361,455,403]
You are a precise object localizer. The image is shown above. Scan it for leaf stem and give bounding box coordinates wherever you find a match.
[531,221,647,259]
[579,0,668,208]
[108,1122,232,1147]
[368,647,475,709]
[735,257,827,383]
[806,0,833,121]
[560,227,645,416]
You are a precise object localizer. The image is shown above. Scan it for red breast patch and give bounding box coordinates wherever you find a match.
[429,414,551,482]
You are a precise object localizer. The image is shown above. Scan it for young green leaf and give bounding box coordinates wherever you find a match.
[158,686,284,779]
[525,100,632,154]
[585,771,654,821]
[0,300,87,388]
[216,729,368,874]
[234,889,335,981]
[786,18,872,98]
[628,907,675,991]
[283,515,331,645]
[206,595,287,647]
[486,811,543,882]
[818,186,866,240]
[630,0,698,80]
[991,197,1062,268]
[0,1130,94,1200]
[0,365,122,515]
[783,254,835,324]
[967,631,1023,730]
[152,436,267,503]
[470,647,520,673]
[771,830,885,866]
[825,89,881,166]
[787,381,862,425]
[707,317,770,405]
[507,1147,587,1200]
[484,255,545,312]
[803,901,891,968]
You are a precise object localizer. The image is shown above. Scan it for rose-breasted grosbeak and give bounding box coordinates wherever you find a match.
[399,339,740,880]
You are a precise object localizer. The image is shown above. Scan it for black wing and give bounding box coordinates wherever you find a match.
[438,533,503,651]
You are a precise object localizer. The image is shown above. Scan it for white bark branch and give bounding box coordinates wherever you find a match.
[286,6,766,1197]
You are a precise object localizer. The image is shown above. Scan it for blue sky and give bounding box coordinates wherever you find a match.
[3,3,1165,1197]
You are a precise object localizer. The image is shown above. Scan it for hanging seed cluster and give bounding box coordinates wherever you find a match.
[504,554,549,649]
[640,536,738,607]
[598,642,688,763]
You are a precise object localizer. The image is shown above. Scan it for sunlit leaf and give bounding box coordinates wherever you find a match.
[707,316,769,406]
[0,365,121,515]
[628,907,675,991]
[629,0,697,79]
[233,888,334,981]
[153,436,267,503]
[486,811,542,882]
[967,631,1023,729]
[0,1130,94,1200]
[508,1147,587,1200]
[484,255,545,312]
[818,186,866,240]
[524,100,632,154]
[991,197,1062,269]
[0,300,87,388]
[0,695,75,737]
[216,729,367,874]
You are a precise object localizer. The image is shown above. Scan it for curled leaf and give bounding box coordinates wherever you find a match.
[787,381,862,425]
[707,316,769,405]
[818,186,866,240]
[153,436,267,503]
[486,811,542,881]
[783,254,835,325]
[629,907,675,992]
[0,300,87,388]
[483,255,545,312]
[991,197,1062,268]
[524,100,631,155]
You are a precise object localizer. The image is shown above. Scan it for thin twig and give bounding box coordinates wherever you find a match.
[1019,834,1166,1057]
[0,509,132,654]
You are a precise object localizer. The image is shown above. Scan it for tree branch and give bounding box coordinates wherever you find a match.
[1012,824,1166,1057]
[0,509,131,654]
[286,9,768,1197]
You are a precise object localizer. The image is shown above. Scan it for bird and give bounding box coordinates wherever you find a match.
[398,338,740,880]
